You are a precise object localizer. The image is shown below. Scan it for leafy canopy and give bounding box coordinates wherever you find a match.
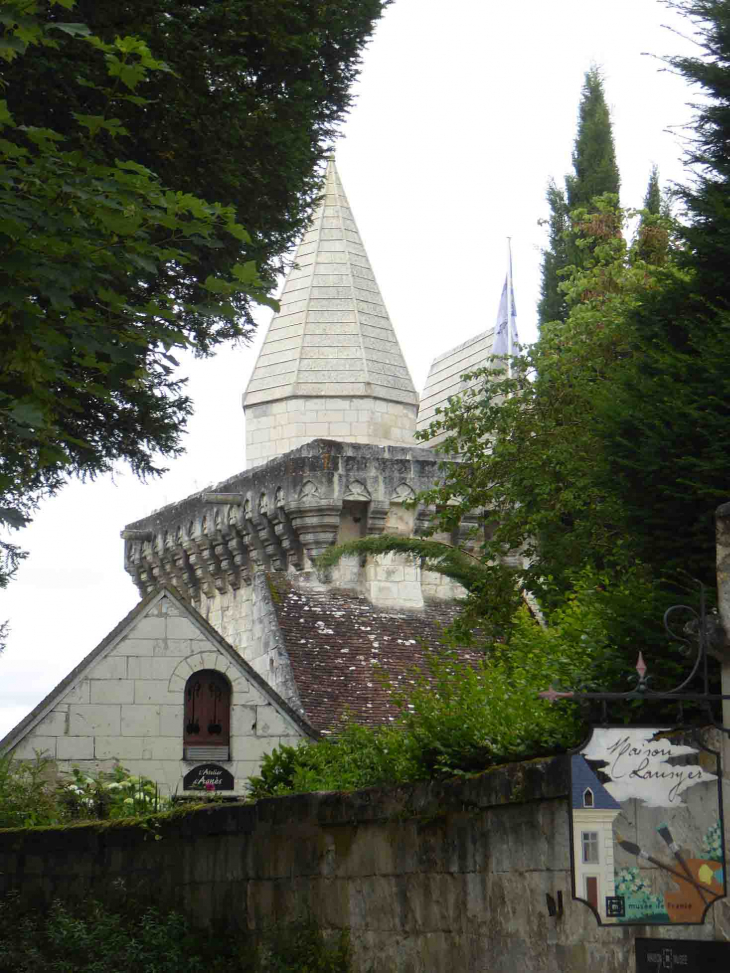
[2,0,392,326]
[0,0,390,592]
[596,0,730,585]
[0,2,278,590]
[415,200,680,610]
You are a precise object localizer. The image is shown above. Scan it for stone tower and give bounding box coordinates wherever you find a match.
[243,157,419,468]
[121,158,479,708]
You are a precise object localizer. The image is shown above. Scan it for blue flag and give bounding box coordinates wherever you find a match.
[492,275,518,358]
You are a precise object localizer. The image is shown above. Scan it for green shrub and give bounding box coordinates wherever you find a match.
[59,764,171,819]
[0,895,352,973]
[0,752,59,828]
[257,914,351,973]
[249,571,681,796]
[0,895,234,972]
[247,723,418,800]
[248,606,589,796]
[0,757,171,829]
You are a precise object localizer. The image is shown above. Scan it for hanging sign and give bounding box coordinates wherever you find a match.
[183,763,234,791]
[569,727,725,925]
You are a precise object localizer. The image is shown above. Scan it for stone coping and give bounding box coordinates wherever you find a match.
[0,753,569,847]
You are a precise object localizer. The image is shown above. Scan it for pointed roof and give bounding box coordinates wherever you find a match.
[243,158,418,409]
[417,327,495,447]
[571,754,621,811]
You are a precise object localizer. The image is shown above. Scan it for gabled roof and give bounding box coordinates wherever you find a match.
[243,157,418,410]
[0,586,316,754]
[571,754,621,811]
[268,575,484,732]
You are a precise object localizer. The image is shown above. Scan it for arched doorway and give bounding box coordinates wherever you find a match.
[183,670,231,761]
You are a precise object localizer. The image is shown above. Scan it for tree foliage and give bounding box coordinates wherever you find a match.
[1,0,391,323]
[643,163,662,215]
[421,201,678,602]
[0,3,279,588]
[0,0,388,588]
[596,0,730,585]
[538,66,620,327]
[565,67,620,210]
[316,200,696,695]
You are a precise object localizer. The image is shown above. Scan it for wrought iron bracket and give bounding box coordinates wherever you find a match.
[539,582,730,734]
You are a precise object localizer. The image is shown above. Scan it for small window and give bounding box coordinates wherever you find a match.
[184,670,231,761]
[582,831,599,864]
[583,788,594,808]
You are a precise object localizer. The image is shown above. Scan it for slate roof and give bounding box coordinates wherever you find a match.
[243,157,418,409]
[417,328,495,448]
[269,575,485,732]
[571,754,621,811]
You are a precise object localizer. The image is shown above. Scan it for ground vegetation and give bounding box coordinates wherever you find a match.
[0,894,351,972]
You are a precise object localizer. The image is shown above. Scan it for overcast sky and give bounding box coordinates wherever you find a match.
[0,0,701,738]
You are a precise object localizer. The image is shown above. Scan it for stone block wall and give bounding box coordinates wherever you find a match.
[6,593,305,797]
[3,755,729,972]
[245,398,419,468]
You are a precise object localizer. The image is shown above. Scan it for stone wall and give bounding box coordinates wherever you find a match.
[5,591,306,797]
[3,755,729,972]
[245,397,419,468]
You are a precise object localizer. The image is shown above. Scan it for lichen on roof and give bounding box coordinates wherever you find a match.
[269,575,485,733]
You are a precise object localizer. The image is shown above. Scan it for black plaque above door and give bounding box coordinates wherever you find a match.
[183,763,234,791]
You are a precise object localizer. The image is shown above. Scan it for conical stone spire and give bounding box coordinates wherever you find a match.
[243,157,418,468]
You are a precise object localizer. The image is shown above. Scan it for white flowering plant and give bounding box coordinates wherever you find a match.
[60,764,170,820]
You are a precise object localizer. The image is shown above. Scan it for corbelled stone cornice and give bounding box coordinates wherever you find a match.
[123,439,458,600]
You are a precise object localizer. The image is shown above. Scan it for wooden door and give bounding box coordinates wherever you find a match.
[184,671,231,750]
[585,876,599,912]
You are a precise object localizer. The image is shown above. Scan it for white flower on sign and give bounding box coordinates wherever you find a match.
[581,727,717,808]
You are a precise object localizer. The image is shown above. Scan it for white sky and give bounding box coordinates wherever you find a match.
[0,0,701,737]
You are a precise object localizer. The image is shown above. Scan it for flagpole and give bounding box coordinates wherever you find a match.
[506,237,513,378]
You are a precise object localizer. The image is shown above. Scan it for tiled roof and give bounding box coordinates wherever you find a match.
[269,576,484,733]
[243,157,417,409]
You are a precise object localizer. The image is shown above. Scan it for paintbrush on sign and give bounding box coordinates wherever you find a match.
[656,822,710,906]
[615,833,719,899]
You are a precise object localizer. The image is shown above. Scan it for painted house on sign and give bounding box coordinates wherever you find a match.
[571,754,622,921]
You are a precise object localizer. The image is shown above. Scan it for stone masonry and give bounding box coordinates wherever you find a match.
[0,589,311,796]
[121,440,475,705]
[4,751,729,972]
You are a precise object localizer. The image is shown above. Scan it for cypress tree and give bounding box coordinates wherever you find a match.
[665,0,730,310]
[538,180,571,326]
[599,0,730,585]
[643,164,662,214]
[538,67,620,327]
[635,165,669,262]
[565,67,621,209]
